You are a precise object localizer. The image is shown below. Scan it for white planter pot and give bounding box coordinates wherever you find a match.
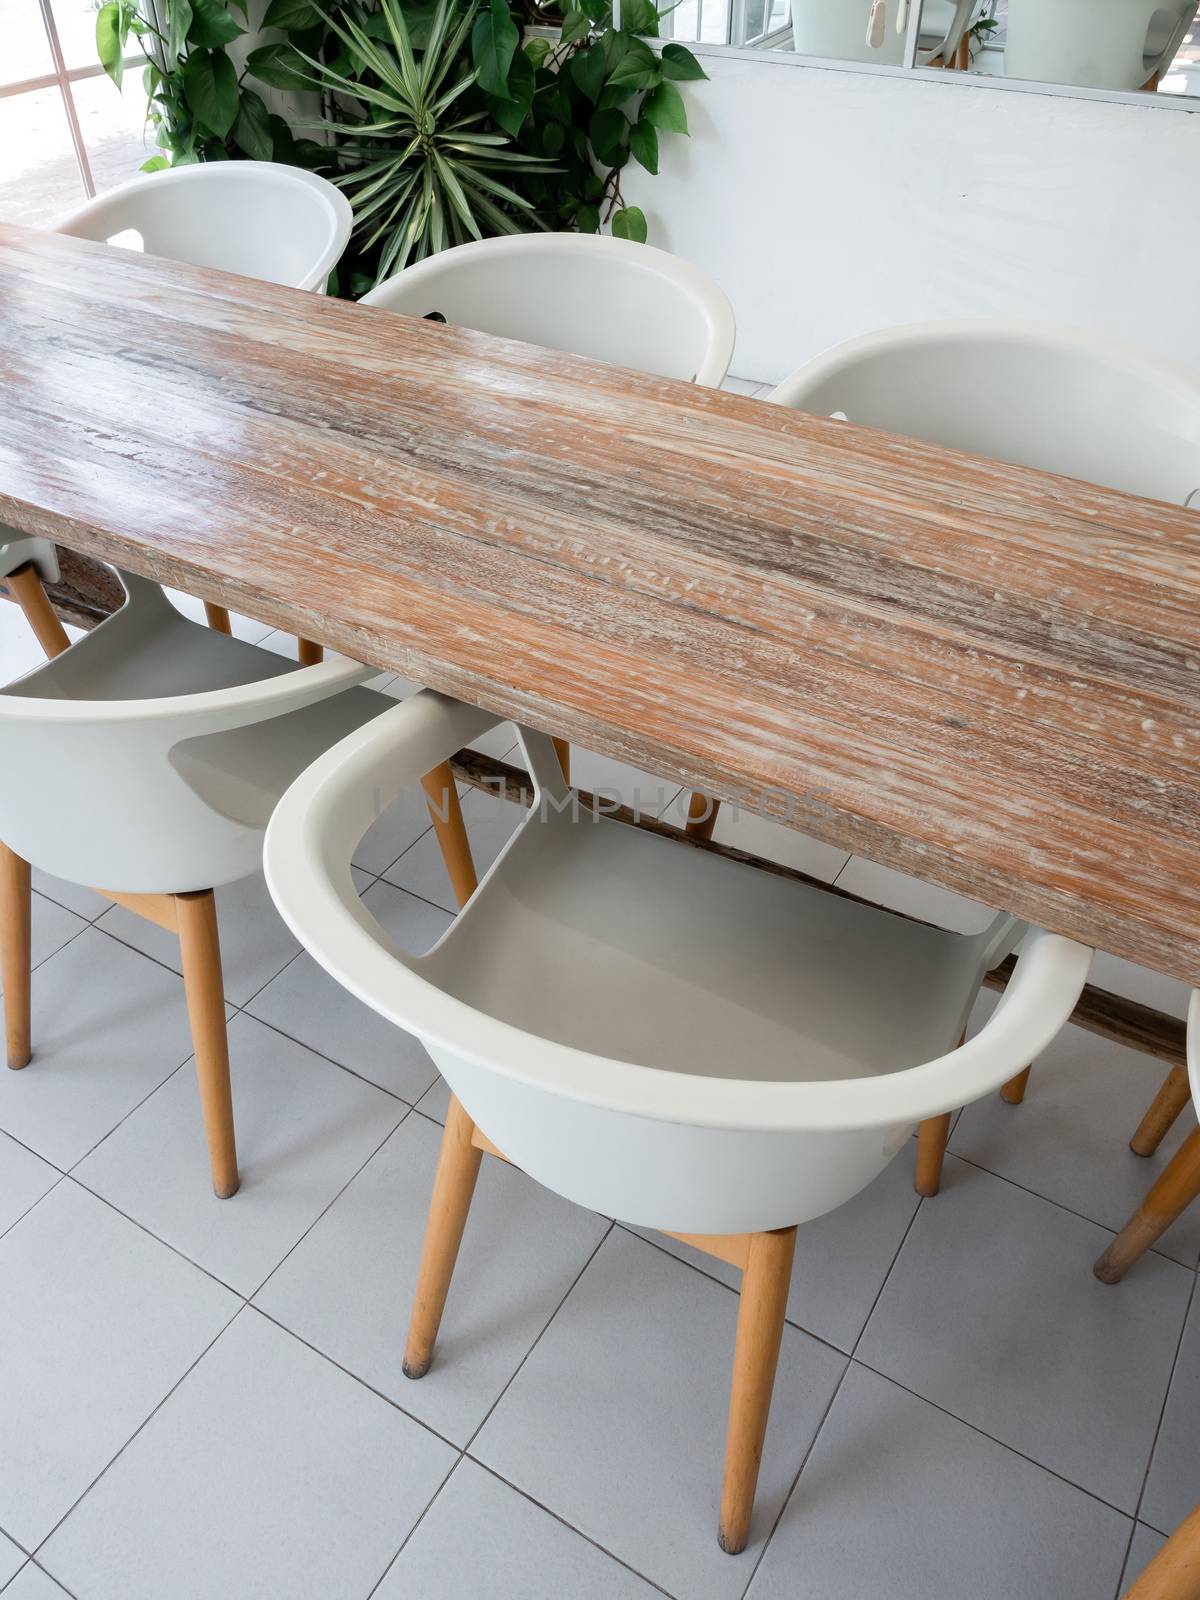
[791,0,974,66]
[1005,0,1199,89]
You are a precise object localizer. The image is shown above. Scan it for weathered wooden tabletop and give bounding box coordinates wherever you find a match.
[1,223,1198,980]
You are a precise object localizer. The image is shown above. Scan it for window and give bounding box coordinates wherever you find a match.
[0,0,152,225]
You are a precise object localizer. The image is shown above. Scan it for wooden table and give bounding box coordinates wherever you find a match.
[1,222,1198,982]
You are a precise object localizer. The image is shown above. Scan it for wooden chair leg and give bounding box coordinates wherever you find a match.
[915,1112,953,1196]
[1130,1065,1192,1157]
[1000,1064,1032,1104]
[719,1226,797,1554]
[297,638,323,665]
[1124,1503,1200,1600]
[421,763,478,911]
[203,601,232,634]
[684,790,720,841]
[175,889,238,1199]
[552,737,570,784]
[5,563,70,657]
[404,1094,484,1379]
[0,842,31,1070]
[1094,1127,1200,1284]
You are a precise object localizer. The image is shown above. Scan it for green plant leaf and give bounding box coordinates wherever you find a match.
[576,201,600,232]
[618,0,658,33]
[660,41,706,78]
[187,0,242,47]
[559,7,591,42]
[605,34,658,87]
[611,204,646,241]
[569,42,606,101]
[525,36,552,66]
[168,0,193,61]
[629,114,657,172]
[140,153,171,172]
[182,47,239,136]
[588,105,627,163]
[641,78,687,133]
[233,87,273,158]
[245,42,313,90]
[95,1,127,87]
[261,0,321,29]
[471,0,518,97]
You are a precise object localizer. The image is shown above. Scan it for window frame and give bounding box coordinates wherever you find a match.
[1,0,146,203]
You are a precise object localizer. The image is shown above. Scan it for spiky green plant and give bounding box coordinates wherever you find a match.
[298,0,555,281]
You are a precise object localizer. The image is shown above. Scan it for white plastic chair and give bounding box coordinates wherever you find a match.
[54,160,352,292]
[1094,990,1200,1283]
[1004,0,1198,90]
[361,232,735,387]
[0,571,394,1198]
[791,0,977,67]
[361,232,736,843]
[263,688,1091,1553]
[46,162,353,652]
[771,317,1200,1186]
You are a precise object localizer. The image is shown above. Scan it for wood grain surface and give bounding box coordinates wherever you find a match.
[0,223,1197,979]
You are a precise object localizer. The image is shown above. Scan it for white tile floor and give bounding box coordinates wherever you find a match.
[1,406,1197,1595]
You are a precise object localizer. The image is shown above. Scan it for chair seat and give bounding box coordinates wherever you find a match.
[11,587,391,829]
[423,802,992,1085]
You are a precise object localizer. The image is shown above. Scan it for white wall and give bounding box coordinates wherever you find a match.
[621,54,1200,382]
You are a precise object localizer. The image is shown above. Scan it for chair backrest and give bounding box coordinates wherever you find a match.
[1005,0,1196,89]
[360,234,736,387]
[772,319,1200,506]
[264,687,1091,1138]
[54,162,352,291]
[0,574,372,892]
[791,0,974,66]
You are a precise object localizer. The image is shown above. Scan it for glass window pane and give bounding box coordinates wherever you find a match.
[0,0,55,84]
[72,72,160,191]
[50,0,106,71]
[0,85,85,224]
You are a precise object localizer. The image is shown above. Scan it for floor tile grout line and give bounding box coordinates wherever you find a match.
[65,1174,253,1303]
[248,1300,462,1456]
[461,1459,684,1600]
[460,1219,617,1459]
[850,1349,1146,1522]
[1128,1265,1198,1543]
[246,1103,414,1304]
[64,1057,193,1180]
[232,1004,429,1111]
[29,1299,247,1566]
[737,1351,857,1600]
[0,1170,68,1249]
[943,1148,1200,1274]
[362,1452,466,1600]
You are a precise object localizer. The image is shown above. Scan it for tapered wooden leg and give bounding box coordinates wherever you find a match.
[684,790,720,841]
[5,563,70,657]
[297,638,323,665]
[719,1226,797,1554]
[552,737,570,784]
[915,1112,953,1196]
[1130,1066,1192,1157]
[175,889,238,1199]
[421,763,478,911]
[203,601,232,634]
[404,1094,484,1379]
[1094,1128,1200,1284]
[1125,1502,1200,1599]
[0,842,31,1070]
[1000,1064,1032,1104]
